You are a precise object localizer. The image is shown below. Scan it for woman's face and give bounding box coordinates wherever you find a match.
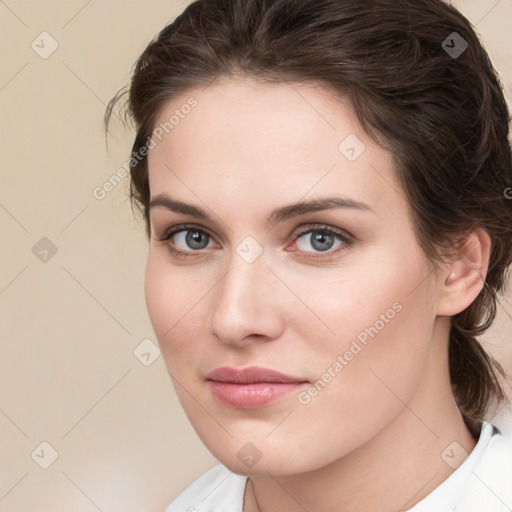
[145,78,444,475]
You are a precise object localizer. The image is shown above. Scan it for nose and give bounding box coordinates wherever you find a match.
[208,250,285,347]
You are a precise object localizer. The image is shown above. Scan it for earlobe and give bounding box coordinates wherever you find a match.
[436,228,491,317]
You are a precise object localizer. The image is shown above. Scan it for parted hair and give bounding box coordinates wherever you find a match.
[105,0,512,433]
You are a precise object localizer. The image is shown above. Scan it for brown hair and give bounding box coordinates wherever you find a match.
[105,0,512,433]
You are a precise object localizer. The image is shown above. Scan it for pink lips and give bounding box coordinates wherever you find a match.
[206,366,308,409]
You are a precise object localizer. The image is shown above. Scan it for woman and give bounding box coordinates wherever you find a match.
[105,0,512,510]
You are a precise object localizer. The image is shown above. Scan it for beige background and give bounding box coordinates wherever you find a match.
[0,1,511,510]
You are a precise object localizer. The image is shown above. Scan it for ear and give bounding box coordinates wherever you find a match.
[436,228,491,317]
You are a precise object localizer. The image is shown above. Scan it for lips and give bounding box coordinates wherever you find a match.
[205,366,308,384]
[205,366,309,409]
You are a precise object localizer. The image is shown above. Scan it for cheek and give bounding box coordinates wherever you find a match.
[284,247,430,349]
[272,263,436,465]
[144,252,204,366]
[292,248,436,403]
[144,254,171,336]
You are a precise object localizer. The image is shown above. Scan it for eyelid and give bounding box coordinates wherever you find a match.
[288,223,354,257]
[292,223,353,240]
[156,223,217,245]
[156,221,353,240]
[155,223,218,260]
[156,222,354,256]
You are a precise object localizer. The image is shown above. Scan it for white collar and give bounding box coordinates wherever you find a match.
[405,419,498,512]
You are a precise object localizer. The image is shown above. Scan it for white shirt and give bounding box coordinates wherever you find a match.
[165,420,512,512]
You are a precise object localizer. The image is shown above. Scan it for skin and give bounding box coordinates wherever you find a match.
[144,78,490,512]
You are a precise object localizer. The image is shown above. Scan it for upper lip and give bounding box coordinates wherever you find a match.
[206,366,308,384]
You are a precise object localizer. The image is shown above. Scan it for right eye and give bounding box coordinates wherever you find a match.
[157,224,217,257]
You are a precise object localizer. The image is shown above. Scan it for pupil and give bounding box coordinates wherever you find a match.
[187,231,208,249]
[312,232,333,252]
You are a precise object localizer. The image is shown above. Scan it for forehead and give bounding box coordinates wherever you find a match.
[147,78,403,221]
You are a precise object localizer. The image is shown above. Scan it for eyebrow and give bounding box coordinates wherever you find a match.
[148,193,376,225]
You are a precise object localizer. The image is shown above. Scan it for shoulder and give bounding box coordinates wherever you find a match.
[164,463,248,512]
[457,425,512,511]
[478,425,512,478]
[476,427,512,481]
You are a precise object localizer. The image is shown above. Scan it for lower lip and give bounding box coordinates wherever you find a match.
[208,381,307,409]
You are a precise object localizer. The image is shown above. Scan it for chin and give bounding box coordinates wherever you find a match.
[213,444,319,477]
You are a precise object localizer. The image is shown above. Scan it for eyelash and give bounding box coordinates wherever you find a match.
[156,223,354,259]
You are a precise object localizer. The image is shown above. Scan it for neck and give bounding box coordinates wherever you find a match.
[244,325,479,512]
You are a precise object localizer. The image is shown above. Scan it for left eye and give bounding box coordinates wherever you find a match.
[170,229,213,251]
[294,228,347,253]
